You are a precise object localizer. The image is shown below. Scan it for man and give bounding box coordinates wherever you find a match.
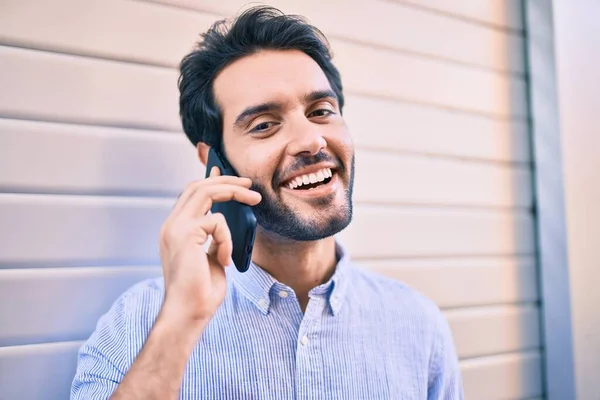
[71,6,463,399]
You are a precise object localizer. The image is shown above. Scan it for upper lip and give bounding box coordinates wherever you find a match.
[279,163,337,186]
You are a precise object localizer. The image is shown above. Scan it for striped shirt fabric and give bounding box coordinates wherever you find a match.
[71,244,464,399]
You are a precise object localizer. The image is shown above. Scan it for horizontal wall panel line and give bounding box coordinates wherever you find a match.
[353,253,537,261]
[459,349,541,364]
[348,90,529,122]
[0,333,94,349]
[0,193,174,205]
[0,193,536,213]
[459,347,541,361]
[0,190,534,212]
[0,259,163,270]
[356,201,533,212]
[1,256,538,270]
[0,255,539,269]
[0,257,537,268]
[355,145,533,167]
[361,255,536,263]
[384,0,525,34]
[441,301,540,313]
[0,112,181,134]
[0,115,181,134]
[0,257,536,270]
[0,265,161,272]
[349,201,535,216]
[460,349,541,366]
[0,187,178,199]
[0,41,174,69]
[0,340,83,353]
[1,254,536,269]
[0,260,534,273]
[0,43,172,72]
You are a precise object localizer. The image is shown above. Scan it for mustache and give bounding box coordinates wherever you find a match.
[272,151,343,187]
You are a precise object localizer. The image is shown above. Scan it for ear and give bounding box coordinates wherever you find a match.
[196,142,210,166]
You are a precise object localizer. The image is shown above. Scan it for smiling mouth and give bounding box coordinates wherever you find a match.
[282,167,334,191]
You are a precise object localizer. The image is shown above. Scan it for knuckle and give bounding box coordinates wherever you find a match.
[161,227,178,245]
[159,222,171,242]
[212,212,226,223]
[161,220,189,244]
[183,180,202,193]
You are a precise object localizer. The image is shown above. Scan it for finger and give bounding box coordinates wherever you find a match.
[199,213,232,267]
[181,184,262,218]
[171,176,253,216]
[209,166,221,177]
[207,243,232,270]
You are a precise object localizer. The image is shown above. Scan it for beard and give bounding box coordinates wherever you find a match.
[250,154,354,241]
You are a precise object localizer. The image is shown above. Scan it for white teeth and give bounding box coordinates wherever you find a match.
[286,167,333,190]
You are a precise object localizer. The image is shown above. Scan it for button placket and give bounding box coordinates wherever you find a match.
[295,296,327,400]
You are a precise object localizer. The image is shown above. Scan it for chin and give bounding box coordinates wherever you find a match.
[255,197,353,242]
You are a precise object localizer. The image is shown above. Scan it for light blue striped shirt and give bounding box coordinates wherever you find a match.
[71,246,463,399]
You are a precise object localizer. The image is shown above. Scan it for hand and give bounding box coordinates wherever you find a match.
[158,167,261,326]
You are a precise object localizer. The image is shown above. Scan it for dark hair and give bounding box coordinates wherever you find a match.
[178,6,345,149]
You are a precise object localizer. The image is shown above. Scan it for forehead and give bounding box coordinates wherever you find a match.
[213,50,333,120]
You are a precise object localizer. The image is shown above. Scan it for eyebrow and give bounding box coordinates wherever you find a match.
[304,89,338,103]
[233,102,283,128]
[233,89,338,129]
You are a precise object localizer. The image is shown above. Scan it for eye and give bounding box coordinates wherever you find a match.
[250,121,278,133]
[308,108,335,118]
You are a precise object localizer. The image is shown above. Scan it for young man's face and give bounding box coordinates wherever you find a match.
[213,50,354,241]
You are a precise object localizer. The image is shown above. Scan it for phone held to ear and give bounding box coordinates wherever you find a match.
[205,147,257,273]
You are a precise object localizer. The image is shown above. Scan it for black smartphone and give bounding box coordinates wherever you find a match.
[205,147,257,273]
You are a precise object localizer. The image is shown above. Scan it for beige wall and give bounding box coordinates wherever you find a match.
[553,0,600,398]
[0,1,538,399]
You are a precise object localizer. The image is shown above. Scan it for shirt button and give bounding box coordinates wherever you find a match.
[258,298,267,308]
[278,290,289,298]
[301,335,309,346]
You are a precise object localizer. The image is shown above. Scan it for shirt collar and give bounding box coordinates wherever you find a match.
[228,240,351,316]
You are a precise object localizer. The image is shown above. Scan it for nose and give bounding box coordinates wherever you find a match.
[285,115,327,156]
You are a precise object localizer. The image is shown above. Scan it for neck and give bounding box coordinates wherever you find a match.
[251,227,338,311]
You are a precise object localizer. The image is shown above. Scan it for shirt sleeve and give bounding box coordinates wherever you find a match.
[427,309,464,400]
[70,293,130,400]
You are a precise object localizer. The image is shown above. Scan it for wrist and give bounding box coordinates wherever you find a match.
[155,301,210,346]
